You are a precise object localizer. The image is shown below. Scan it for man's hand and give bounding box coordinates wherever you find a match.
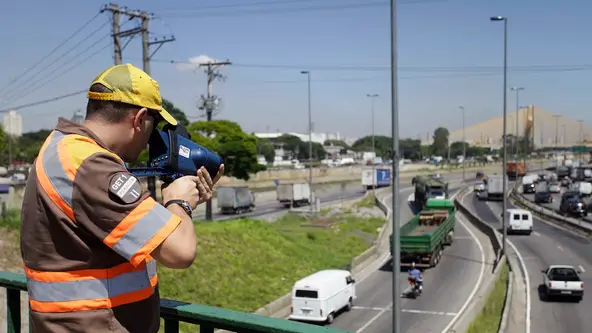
[196,164,225,205]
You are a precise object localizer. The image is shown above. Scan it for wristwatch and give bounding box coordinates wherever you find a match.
[164,200,193,217]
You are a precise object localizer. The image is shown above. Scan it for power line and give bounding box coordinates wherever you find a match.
[0,19,111,102]
[0,12,102,96]
[4,41,112,105]
[162,0,445,18]
[150,57,592,73]
[0,90,86,113]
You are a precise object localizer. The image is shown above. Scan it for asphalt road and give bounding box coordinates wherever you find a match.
[464,192,592,333]
[329,184,485,333]
[521,181,592,223]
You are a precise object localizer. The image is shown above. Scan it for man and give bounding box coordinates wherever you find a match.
[408,262,423,292]
[20,63,224,333]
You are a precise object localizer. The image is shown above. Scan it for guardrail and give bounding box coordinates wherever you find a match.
[0,271,351,333]
[510,183,592,237]
[453,188,503,270]
[453,187,513,333]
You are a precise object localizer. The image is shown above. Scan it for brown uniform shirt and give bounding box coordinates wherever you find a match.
[21,118,182,333]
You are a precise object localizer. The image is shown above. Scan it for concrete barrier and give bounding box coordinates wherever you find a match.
[454,189,503,269]
[498,269,513,333]
[252,188,392,319]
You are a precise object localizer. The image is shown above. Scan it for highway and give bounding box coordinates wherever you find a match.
[464,191,592,333]
[521,182,592,223]
[329,181,487,333]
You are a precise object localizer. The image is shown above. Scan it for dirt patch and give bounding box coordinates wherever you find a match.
[300,218,339,228]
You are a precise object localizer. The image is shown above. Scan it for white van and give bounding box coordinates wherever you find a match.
[570,182,592,196]
[506,209,533,235]
[289,269,356,324]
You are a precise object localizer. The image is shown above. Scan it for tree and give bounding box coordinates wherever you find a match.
[431,127,449,157]
[13,129,52,163]
[275,134,326,161]
[400,139,422,160]
[187,120,265,180]
[162,99,189,127]
[257,138,276,163]
[0,127,7,165]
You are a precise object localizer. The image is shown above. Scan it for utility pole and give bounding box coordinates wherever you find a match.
[578,120,584,163]
[301,71,313,213]
[367,93,379,193]
[102,3,175,201]
[199,60,232,220]
[553,115,561,174]
[459,106,466,180]
[390,0,401,332]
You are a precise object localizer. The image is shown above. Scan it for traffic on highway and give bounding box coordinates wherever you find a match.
[326,173,488,333]
[465,164,592,333]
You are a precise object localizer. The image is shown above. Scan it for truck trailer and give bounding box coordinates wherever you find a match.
[390,199,456,268]
[484,174,504,201]
[277,182,312,207]
[361,167,392,190]
[506,161,526,180]
[216,186,255,214]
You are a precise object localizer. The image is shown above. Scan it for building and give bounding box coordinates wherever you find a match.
[71,109,85,124]
[2,110,23,137]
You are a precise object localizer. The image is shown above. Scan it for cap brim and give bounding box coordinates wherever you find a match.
[158,107,178,126]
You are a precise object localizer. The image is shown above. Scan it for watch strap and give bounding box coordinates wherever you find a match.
[164,199,193,216]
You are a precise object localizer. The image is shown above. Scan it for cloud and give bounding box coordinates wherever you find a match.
[176,55,220,72]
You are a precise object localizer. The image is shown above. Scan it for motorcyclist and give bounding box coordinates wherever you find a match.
[408,262,423,292]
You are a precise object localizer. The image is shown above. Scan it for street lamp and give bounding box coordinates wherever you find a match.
[490,15,508,259]
[510,87,524,162]
[553,114,561,174]
[300,70,313,212]
[390,1,401,332]
[367,93,379,193]
[459,106,466,180]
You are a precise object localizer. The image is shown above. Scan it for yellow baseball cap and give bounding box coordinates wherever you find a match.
[87,63,178,126]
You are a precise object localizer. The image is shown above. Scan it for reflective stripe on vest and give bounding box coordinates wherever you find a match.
[25,259,158,313]
[35,130,123,222]
[103,198,180,266]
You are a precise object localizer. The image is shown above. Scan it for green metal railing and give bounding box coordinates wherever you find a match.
[0,271,351,333]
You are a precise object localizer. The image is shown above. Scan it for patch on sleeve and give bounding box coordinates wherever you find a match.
[109,173,142,204]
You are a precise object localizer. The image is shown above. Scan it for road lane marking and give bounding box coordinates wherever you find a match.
[579,265,586,273]
[440,211,486,333]
[352,306,384,311]
[353,306,459,317]
[557,245,564,251]
[356,302,392,333]
[454,236,474,240]
[533,231,541,236]
[481,191,531,333]
[403,309,458,316]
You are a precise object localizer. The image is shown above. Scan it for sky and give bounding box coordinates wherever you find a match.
[1,0,591,141]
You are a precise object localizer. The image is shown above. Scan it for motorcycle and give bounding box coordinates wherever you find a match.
[407,276,423,298]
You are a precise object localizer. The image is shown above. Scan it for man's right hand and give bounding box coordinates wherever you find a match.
[162,168,213,209]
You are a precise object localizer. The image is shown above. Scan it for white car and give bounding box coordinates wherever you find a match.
[473,183,485,192]
[548,183,561,193]
[541,265,584,302]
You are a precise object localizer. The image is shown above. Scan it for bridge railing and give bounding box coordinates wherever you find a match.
[0,271,351,333]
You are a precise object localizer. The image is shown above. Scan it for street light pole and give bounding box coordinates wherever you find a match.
[510,87,524,164]
[578,120,584,163]
[367,93,379,193]
[491,15,508,259]
[553,114,560,174]
[301,70,313,212]
[459,106,466,181]
[390,1,401,332]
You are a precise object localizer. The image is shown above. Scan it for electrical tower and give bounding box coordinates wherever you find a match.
[197,60,232,221]
[101,3,175,200]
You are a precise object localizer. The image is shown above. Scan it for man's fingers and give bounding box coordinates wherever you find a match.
[201,167,214,188]
[213,164,225,184]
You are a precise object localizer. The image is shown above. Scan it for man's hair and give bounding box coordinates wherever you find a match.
[86,83,138,123]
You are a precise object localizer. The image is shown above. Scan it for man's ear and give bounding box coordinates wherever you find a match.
[132,107,149,131]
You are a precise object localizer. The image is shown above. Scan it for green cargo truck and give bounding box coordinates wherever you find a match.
[390,199,456,268]
[411,176,449,207]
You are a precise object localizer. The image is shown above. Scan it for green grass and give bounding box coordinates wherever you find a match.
[466,262,510,333]
[355,193,376,208]
[0,209,20,231]
[0,209,385,332]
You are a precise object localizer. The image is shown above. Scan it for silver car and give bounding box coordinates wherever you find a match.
[548,183,561,193]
